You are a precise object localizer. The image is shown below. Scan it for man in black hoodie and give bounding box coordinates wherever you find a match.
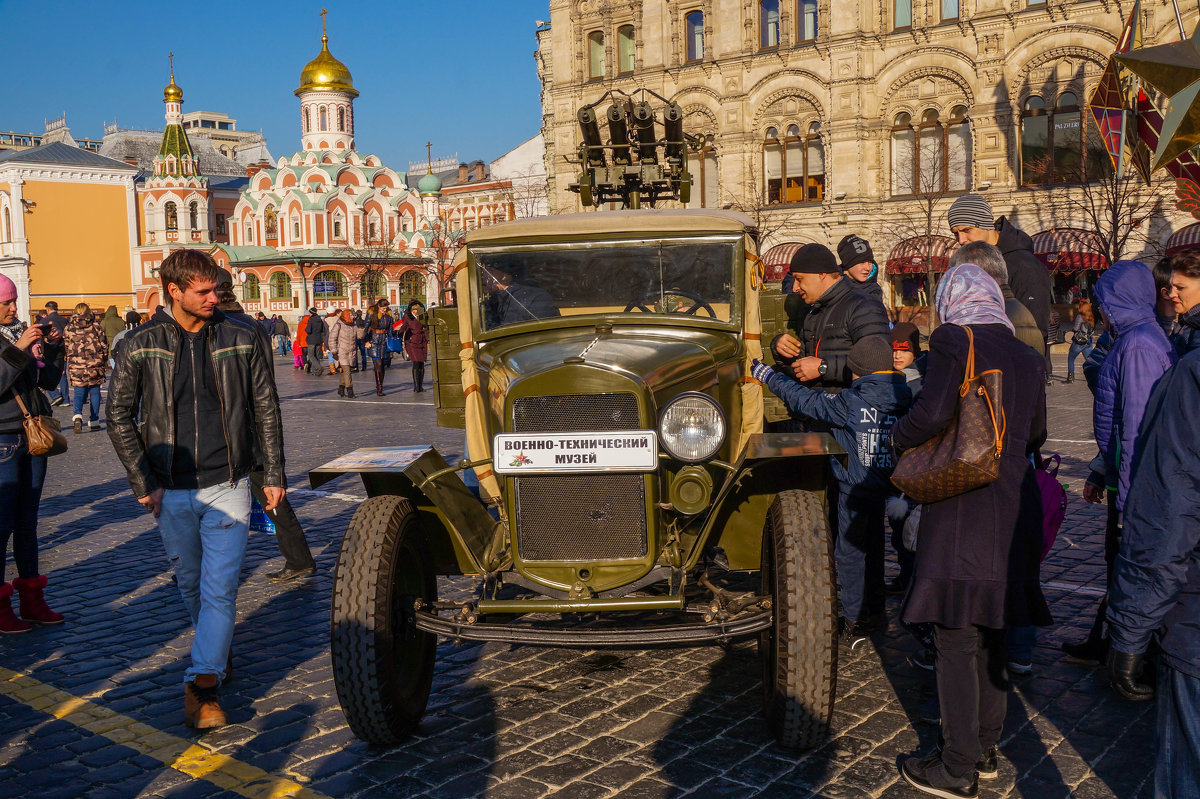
[837,234,886,308]
[303,308,325,375]
[947,193,1052,339]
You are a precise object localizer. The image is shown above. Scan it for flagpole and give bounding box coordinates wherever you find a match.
[1171,0,1185,38]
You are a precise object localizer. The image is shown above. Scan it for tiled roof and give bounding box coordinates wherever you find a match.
[0,141,138,170]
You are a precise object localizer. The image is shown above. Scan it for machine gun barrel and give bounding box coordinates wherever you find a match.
[632,102,657,163]
[578,105,606,167]
[607,103,631,165]
[663,102,685,164]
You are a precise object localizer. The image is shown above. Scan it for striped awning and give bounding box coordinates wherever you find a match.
[1166,222,1200,256]
[1031,229,1108,272]
[762,242,807,282]
[885,236,959,275]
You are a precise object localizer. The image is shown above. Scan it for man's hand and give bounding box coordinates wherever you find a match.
[138,488,165,518]
[774,333,802,359]
[1083,481,1105,504]
[793,356,825,382]
[262,486,286,512]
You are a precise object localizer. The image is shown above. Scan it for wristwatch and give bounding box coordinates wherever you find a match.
[817,360,828,376]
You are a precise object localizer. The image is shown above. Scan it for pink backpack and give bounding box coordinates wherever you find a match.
[1035,454,1067,561]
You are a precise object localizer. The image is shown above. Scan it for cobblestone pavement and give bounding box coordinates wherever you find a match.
[0,352,1156,798]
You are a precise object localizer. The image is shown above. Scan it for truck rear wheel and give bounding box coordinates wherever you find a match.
[760,489,837,750]
[332,495,436,745]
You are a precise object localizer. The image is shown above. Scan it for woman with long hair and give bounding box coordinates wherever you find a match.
[1066,297,1096,383]
[365,300,394,396]
[0,275,67,633]
[891,264,1050,797]
[397,300,428,393]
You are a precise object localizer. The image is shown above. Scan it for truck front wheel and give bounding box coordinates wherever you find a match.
[760,489,838,750]
[332,495,436,745]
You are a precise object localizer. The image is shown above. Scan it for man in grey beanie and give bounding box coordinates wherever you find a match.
[947,193,1052,340]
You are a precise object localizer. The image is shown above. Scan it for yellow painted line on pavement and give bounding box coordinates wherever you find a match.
[0,666,332,799]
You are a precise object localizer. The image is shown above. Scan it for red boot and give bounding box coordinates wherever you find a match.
[0,583,32,634]
[13,575,64,625]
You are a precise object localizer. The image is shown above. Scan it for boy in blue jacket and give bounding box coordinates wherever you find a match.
[753,336,912,640]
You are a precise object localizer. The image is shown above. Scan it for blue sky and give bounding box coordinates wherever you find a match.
[0,0,550,170]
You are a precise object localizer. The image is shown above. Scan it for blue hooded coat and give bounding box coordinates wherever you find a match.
[764,370,912,496]
[1107,301,1200,677]
[1092,261,1176,510]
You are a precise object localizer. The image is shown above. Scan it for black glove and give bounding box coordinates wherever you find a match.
[1106,649,1154,701]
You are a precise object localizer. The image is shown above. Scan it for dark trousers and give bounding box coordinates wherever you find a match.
[1157,661,1200,799]
[936,624,1008,779]
[0,433,46,579]
[835,485,885,621]
[412,360,425,391]
[1085,489,1123,645]
[249,471,315,572]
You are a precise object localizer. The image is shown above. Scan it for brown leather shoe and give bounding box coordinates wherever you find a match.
[185,674,226,729]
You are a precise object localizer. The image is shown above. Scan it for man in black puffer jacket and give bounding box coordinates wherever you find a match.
[770,243,890,392]
[106,249,284,730]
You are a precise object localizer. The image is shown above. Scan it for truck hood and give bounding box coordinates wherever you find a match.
[481,326,739,395]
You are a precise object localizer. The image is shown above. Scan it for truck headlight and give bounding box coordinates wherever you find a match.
[659,393,726,463]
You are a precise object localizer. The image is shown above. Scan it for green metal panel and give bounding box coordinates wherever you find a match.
[757,285,811,424]
[429,306,466,429]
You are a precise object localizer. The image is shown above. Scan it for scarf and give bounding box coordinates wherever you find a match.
[0,318,44,368]
[935,264,1015,334]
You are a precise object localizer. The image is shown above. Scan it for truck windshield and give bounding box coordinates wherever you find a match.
[473,238,740,332]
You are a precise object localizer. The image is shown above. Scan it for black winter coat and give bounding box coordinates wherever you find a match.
[0,336,64,435]
[305,313,326,345]
[772,276,890,391]
[1108,305,1200,678]
[891,323,1051,629]
[996,217,1052,339]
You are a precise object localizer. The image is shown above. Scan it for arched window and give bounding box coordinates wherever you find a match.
[1020,96,1049,185]
[188,202,198,230]
[319,106,327,131]
[618,25,635,74]
[686,138,719,209]
[947,106,972,193]
[313,269,347,298]
[891,112,916,195]
[362,271,386,300]
[332,211,345,241]
[588,31,605,79]
[245,220,254,243]
[165,202,178,232]
[686,11,704,61]
[400,213,414,232]
[269,272,292,300]
[337,107,345,130]
[761,0,780,48]
[3,206,11,242]
[797,0,818,41]
[367,215,380,242]
[918,109,946,193]
[304,107,310,133]
[1052,92,1083,182]
[291,214,301,241]
[398,270,426,307]
[264,207,278,239]
[764,123,824,204]
[243,273,260,302]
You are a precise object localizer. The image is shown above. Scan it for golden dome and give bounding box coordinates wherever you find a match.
[295,34,358,97]
[164,64,183,103]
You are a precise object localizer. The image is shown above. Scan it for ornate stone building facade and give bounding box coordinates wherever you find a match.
[537,0,1198,308]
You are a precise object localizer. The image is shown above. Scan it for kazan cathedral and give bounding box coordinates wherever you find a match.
[136,20,452,314]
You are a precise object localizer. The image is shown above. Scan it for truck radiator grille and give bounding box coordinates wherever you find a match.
[512,393,648,562]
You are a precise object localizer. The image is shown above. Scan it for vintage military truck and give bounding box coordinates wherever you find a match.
[310,209,843,750]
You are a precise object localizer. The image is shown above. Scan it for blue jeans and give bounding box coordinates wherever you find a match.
[1006,625,1036,661]
[0,433,46,579]
[1067,342,1093,375]
[157,479,251,681]
[357,341,369,370]
[1158,662,1200,799]
[273,334,288,356]
[72,385,101,423]
[835,485,885,622]
[50,372,68,402]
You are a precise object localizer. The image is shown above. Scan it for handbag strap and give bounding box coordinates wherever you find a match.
[959,325,977,394]
[958,325,1007,459]
[12,392,34,420]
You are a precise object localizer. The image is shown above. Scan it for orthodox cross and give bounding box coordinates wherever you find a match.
[426,141,433,173]
[168,52,174,80]
[321,7,328,36]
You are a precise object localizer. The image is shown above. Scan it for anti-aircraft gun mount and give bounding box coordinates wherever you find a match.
[567,88,700,209]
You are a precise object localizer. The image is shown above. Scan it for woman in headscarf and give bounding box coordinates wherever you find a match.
[890,264,1051,797]
[0,274,67,633]
[396,300,428,393]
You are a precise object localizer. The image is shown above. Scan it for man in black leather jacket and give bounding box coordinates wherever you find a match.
[106,249,284,730]
[771,243,890,392]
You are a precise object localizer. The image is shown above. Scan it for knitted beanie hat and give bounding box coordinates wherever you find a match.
[947,193,995,232]
[789,243,840,274]
[0,275,16,303]
[847,335,895,376]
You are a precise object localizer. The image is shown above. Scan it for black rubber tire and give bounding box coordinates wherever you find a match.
[331,495,436,745]
[760,489,838,750]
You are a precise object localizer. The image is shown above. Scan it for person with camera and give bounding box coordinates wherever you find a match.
[1066,298,1095,384]
[0,274,67,634]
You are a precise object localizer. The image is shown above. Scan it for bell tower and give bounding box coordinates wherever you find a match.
[295,9,358,151]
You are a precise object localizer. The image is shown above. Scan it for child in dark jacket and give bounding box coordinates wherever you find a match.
[753,335,913,639]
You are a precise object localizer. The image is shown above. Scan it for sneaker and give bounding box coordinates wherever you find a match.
[1061,638,1106,666]
[901,752,978,798]
[1007,657,1033,676]
[839,615,880,649]
[184,674,226,729]
[88,421,100,431]
[72,415,83,434]
[909,647,936,672]
[50,396,64,407]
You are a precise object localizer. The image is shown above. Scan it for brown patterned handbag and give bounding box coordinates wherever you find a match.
[890,326,1005,503]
